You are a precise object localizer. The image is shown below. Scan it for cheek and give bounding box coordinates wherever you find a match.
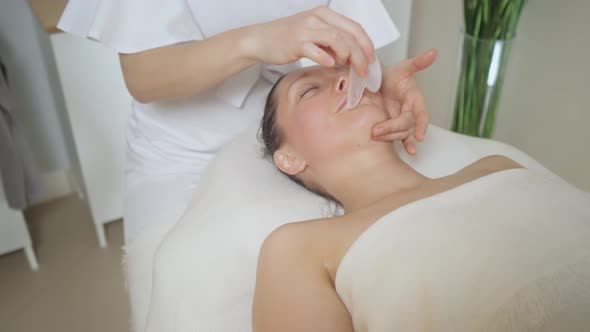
[350,93,389,126]
[289,100,342,158]
[297,105,334,137]
[346,103,389,129]
[283,95,389,164]
[289,101,388,159]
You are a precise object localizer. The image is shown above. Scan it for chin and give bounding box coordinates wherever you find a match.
[338,111,385,149]
[350,102,388,130]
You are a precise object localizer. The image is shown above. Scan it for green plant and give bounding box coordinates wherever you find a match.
[452,0,527,137]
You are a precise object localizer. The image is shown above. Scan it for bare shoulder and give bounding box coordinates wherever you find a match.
[256,221,321,291]
[260,217,342,260]
[254,218,354,332]
[475,154,526,172]
[258,222,307,260]
[258,216,361,285]
[449,155,526,186]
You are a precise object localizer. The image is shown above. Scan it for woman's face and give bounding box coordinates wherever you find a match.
[273,66,389,175]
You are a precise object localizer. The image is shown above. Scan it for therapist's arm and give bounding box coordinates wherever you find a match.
[119,28,258,104]
[120,6,375,104]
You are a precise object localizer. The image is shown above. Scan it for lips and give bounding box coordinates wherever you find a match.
[339,94,370,112]
[336,96,348,113]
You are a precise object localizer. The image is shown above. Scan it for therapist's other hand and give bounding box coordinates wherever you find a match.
[249,6,375,77]
[372,49,438,155]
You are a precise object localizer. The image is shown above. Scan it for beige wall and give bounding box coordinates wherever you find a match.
[408,0,590,191]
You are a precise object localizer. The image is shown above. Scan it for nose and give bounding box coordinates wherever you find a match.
[334,74,348,94]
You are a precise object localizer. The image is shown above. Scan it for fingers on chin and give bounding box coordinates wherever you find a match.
[403,138,416,154]
[377,129,411,140]
[414,126,426,141]
[405,146,416,155]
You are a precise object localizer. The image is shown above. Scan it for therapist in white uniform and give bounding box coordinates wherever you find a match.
[58,0,436,243]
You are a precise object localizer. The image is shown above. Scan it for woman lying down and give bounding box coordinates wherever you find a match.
[252,65,590,331]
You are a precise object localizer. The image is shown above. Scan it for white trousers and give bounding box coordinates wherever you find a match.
[124,172,198,243]
[123,172,199,331]
[121,79,272,330]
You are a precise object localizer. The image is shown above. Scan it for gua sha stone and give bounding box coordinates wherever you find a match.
[346,60,382,109]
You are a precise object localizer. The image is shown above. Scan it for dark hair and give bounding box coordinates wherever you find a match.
[259,76,341,206]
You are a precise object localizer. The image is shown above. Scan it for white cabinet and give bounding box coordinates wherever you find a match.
[0,185,38,270]
[50,33,131,247]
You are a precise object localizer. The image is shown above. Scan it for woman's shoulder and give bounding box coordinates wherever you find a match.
[475,154,525,171]
[261,216,346,254]
[256,218,340,290]
[459,154,525,178]
[433,155,526,196]
[259,215,365,282]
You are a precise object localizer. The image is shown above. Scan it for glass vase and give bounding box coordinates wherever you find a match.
[451,31,514,138]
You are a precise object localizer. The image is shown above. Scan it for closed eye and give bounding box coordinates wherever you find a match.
[300,86,318,99]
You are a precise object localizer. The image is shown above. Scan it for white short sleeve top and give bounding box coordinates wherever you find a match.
[59,0,399,108]
[58,0,400,178]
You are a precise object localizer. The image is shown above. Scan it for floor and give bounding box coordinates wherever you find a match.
[0,195,131,332]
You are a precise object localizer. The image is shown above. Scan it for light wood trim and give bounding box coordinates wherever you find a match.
[27,0,68,34]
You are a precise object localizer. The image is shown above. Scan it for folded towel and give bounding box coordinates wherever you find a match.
[336,169,590,332]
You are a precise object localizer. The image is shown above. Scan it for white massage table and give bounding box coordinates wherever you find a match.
[123,124,586,331]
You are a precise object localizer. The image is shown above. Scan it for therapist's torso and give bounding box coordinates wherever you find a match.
[127,0,330,178]
[58,0,397,181]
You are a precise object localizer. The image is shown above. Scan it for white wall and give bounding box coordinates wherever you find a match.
[408,0,590,191]
[379,0,413,65]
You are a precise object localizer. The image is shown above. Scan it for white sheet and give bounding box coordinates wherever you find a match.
[125,125,576,331]
[336,168,590,331]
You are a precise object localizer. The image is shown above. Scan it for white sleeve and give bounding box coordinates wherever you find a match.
[329,0,400,49]
[298,0,400,67]
[57,0,204,54]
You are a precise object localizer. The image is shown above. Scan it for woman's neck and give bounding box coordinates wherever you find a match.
[317,145,428,212]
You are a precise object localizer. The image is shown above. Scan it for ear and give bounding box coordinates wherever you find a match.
[273,148,307,176]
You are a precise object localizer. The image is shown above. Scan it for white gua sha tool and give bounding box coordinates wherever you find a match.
[346,60,382,109]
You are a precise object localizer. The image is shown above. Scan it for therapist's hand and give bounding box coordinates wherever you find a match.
[249,6,375,77]
[372,49,438,155]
